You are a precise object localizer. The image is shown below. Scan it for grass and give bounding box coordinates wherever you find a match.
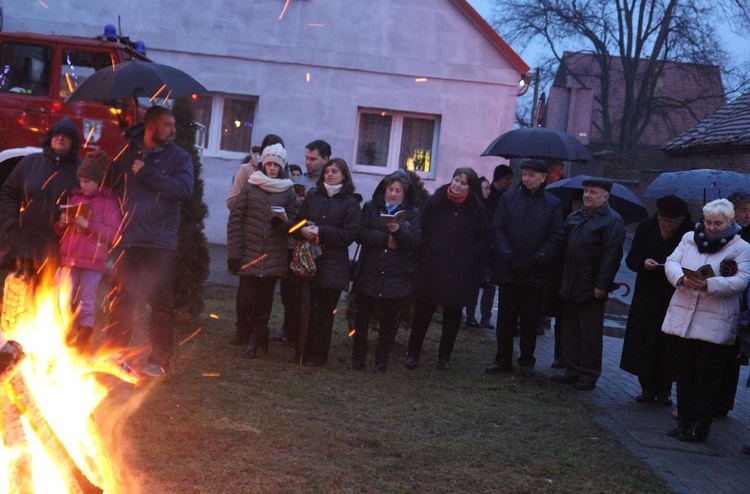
[108,284,669,493]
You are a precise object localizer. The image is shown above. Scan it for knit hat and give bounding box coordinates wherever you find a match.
[261,143,288,168]
[582,178,613,193]
[493,164,513,182]
[656,195,688,219]
[77,149,110,184]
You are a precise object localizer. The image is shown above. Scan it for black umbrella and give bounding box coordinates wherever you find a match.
[65,60,208,103]
[482,127,594,163]
[546,175,648,224]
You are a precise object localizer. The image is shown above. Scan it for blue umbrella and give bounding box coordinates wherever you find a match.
[546,175,648,225]
[643,169,750,203]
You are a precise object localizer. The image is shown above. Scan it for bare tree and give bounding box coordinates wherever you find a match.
[491,0,742,152]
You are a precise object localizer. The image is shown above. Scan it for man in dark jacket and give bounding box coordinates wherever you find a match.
[485,159,563,377]
[552,178,625,390]
[106,106,194,378]
[0,117,81,266]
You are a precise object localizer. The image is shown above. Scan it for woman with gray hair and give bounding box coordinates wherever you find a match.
[662,198,750,443]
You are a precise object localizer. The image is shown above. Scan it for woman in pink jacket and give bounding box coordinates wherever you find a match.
[662,198,750,443]
[55,150,123,354]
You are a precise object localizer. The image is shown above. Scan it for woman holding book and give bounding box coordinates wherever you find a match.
[294,158,361,367]
[406,167,489,370]
[662,198,750,443]
[349,171,421,372]
[227,144,300,359]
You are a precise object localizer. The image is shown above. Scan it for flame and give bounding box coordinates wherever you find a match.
[0,266,142,492]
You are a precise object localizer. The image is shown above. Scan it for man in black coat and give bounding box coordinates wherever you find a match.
[552,178,625,390]
[485,159,563,377]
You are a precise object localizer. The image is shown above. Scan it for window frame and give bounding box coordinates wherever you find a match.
[196,92,258,159]
[352,107,440,180]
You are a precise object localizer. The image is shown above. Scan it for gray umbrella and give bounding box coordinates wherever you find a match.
[65,60,208,103]
[643,169,750,203]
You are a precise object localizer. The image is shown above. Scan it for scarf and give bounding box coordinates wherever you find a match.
[248,170,293,193]
[324,183,343,197]
[446,186,468,204]
[385,200,402,214]
[693,220,741,254]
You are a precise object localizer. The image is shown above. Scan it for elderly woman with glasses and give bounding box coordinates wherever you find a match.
[662,198,750,443]
[620,196,691,406]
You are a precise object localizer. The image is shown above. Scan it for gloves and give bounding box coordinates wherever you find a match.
[720,259,738,277]
[228,258,242,273]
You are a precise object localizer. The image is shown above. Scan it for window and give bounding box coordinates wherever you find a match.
[354,108,439,177]
[0,43,53,96]
[192,93,257,156]
[58,49,112,98]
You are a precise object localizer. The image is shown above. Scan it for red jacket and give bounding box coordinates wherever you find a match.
[56,187,123,272]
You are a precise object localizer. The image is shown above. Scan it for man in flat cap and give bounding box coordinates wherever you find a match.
[485,159,563,377]
[552,178,625,390]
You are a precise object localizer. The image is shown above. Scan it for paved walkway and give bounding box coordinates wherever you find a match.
[206,242,750,493]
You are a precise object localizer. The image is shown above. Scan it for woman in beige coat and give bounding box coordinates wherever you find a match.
[662,198,750,443]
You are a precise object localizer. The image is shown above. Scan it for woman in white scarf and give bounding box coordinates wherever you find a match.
[227,144,300,359]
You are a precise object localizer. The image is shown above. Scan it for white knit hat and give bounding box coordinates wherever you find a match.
[261,143,288,168]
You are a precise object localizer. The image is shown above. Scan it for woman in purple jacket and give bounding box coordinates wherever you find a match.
[55,150,123,354]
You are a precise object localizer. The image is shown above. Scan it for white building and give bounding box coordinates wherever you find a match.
[2,0,529,243]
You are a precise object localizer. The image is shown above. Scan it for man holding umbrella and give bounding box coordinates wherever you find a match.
[552,179,625,390]
[485,159,563,377]
[105,105,194,378]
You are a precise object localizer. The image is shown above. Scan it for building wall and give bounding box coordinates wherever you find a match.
[3,0,525,243]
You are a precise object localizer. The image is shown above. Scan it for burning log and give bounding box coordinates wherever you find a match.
[0,341,104,494]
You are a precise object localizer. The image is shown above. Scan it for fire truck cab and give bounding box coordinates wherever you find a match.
[0,30,148,185]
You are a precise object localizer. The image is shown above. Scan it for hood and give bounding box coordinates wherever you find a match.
[43,117,81,160]
[371,169,416,206]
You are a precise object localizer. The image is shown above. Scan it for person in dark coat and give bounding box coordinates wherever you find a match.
[349,170,421,372]
[295,158,361,366]
[465,176,494,328]
[485,159,564,377]
[551,178,625,390]
[0,117,82,267]
[714,191,750,418]
[227,144,300,359]
[619,195,690,405]
[406,167,489,370]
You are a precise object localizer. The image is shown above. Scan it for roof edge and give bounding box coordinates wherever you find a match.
[451,0,530,76]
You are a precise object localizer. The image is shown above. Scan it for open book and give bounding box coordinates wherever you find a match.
[270,206,288,222]
[379,210,406,226]
[682,264,715,280]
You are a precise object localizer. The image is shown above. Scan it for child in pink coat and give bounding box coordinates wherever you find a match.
[55,150,123,353]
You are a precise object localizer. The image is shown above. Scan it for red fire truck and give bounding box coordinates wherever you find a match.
[0,29,148,185]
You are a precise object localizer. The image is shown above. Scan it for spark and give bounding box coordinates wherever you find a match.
[65,73,74,93]
[34,257,49,276]
[209,313,219,319]
[162,90,172,105]
[83,126,96,149]
[202,373,221,377]
[348,329,356,337]
[306,72,311,83]
[36,0,48,7]
[332,308,337,315]
[178,327,202,346]
[308,23,325,27]
[241,253,268,269]
[41,171,58,190]
[288,219,307,233]
[414,77,428,82]
[113,142,131,162]
[149,84,167,102]
[279,0,291,20]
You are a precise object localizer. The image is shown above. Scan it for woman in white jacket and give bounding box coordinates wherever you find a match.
[662,198,750,443]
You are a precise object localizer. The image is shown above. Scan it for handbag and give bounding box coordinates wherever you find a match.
[349,243,361,281]
[290,240,317,278]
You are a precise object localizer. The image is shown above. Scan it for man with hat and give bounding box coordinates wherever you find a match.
[552,178,625,390]
[485,159,564,377]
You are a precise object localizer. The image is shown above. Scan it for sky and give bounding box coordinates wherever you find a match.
[465,0,746,72]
